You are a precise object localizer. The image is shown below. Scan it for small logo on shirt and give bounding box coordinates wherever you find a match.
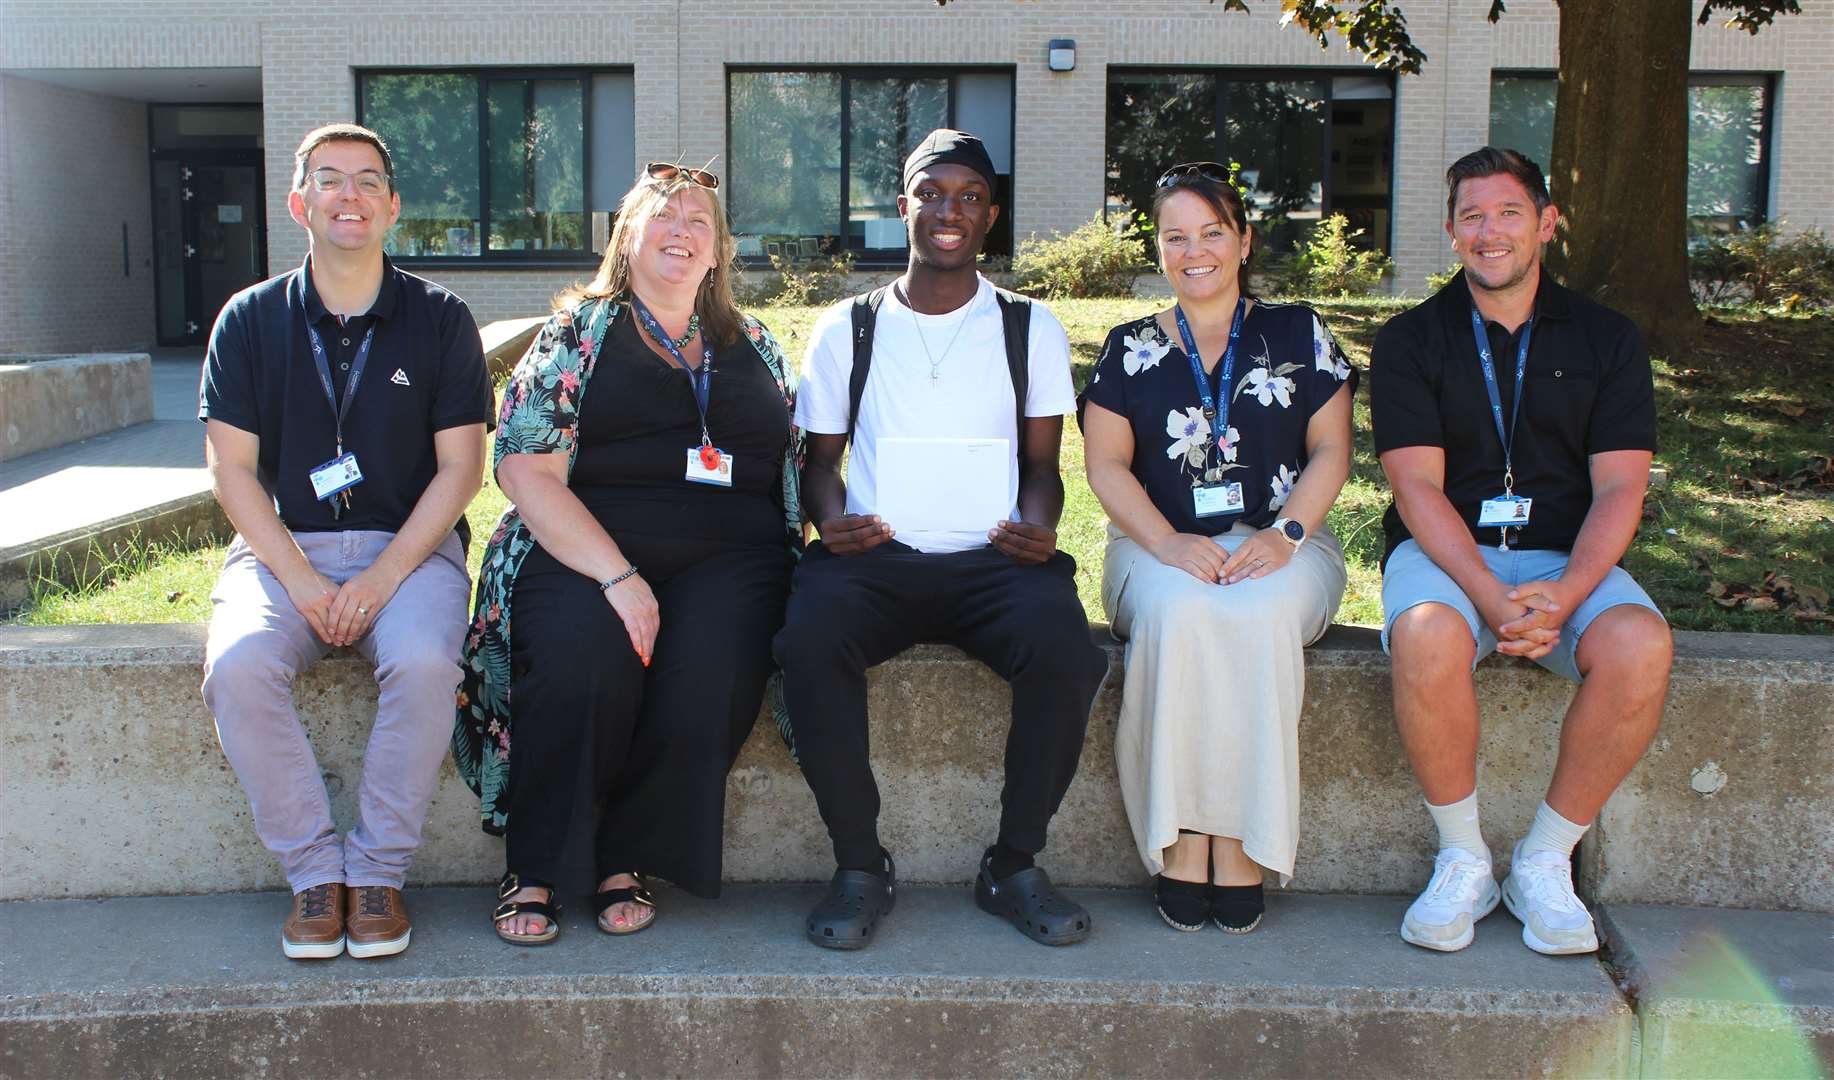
[390,368,411,387]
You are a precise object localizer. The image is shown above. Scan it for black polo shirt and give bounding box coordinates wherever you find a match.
[198,255,492,537]
[1370,268,1655,566]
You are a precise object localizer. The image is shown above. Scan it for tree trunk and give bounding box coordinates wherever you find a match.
[1545,0,1698,357]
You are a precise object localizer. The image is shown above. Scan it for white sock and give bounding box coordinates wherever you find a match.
[1425,792,1488,863]
[1519,801,1589,860]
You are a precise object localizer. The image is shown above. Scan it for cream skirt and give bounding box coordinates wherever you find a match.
[1102,520,1347,884]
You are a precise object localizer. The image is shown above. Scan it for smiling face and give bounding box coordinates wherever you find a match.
[1447,171,1558,296]
[1155,187,1251,304]
[896,163,999,272]
[628,186,721,298]
[287,139,400,255]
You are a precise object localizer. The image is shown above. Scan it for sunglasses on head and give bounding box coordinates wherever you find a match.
[645,162,720,190]
[1156,161,1233,189]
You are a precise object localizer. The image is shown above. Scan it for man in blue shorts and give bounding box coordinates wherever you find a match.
[1371,147,1673,956]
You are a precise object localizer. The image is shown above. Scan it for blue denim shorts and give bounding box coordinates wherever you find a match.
[1380,539,1664,684]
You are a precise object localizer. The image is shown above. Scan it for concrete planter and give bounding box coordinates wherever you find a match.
[0,353,152,463]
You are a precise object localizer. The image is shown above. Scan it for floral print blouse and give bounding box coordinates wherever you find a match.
[451,295,805,834]
[1082,301,1353,536]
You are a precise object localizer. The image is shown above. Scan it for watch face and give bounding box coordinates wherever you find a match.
[1282,520,1305,542]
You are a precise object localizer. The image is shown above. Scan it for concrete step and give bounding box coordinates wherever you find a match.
[3,624,1830,910]
[0,887,1637,1079]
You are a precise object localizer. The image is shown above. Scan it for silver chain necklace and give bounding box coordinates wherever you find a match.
[902,286,973,382]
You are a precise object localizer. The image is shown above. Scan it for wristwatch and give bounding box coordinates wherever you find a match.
[1272,517,1307,551]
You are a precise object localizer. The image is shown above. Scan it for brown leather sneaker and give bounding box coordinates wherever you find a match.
[346,885,412,958]
[282,882,347,960]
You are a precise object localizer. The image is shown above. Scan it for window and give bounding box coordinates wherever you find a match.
[1488,73,1773,229]
[727,69,1015,261]
[358,70,634,261]
[1106,70,1395,255]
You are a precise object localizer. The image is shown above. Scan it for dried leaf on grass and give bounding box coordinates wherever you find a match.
[1698,561,1832,620]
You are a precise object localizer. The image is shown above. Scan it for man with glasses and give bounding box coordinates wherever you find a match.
[198,123,492,959]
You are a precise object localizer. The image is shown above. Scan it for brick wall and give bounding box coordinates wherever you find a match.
[0,74,155,353]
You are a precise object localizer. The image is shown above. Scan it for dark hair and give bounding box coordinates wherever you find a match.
[1150,173,1256,296]
[292,123,395,193]
[1445,146,1549,221]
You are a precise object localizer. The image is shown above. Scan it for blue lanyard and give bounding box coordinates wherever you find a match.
[1174,298,1247,464]
[305,321,374,455]
[631,294,714,444]
[1468,305,1533,493]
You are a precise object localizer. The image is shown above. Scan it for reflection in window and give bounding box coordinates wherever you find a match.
[360,70,630,259]
[729,72,844,253]
[849,78,948,251]
[1487,74,1556,174]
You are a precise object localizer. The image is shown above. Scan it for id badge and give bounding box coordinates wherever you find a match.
[684,446,734,487]
[309,452,363,501]
[1193,480,1245,518]
[1477,494,1532,526]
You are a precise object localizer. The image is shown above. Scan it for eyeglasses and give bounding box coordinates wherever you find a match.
[1156,161,1233,189]
[306,167,390,197]
[644,162,720,191]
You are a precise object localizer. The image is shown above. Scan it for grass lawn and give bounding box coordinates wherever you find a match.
[9,298,1830,636]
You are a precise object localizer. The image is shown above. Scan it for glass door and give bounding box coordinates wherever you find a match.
[153,154,266,345]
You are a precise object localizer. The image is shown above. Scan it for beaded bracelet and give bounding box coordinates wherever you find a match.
[599,565,640,592]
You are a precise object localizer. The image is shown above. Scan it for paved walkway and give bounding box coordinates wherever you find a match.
[0,350,207,550]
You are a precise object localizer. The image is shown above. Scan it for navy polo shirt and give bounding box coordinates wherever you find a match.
[198,255,493,537]
[1370,268,1656,565]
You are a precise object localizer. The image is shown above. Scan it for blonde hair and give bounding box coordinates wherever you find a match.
[557,172,744,347]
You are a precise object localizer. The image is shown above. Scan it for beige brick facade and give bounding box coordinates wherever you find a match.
[1,0,1828,349]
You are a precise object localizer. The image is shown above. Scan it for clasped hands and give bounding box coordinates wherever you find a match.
[1152,528,1294,585]
[816,513,1058,565]
[284,564,405,647]
[1487,578,1570,660]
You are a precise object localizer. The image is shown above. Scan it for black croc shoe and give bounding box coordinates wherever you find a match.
[1211,882,1265,934]
[974,854,1091,946]
[1155,876,1209,932]
[806,850,896,950]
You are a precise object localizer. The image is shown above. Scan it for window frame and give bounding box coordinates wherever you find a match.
[1103,65,1399,253]
[356,66,624,269]
[723,64,1017,267]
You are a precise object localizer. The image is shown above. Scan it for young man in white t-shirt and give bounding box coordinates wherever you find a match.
[774,130,1109,951]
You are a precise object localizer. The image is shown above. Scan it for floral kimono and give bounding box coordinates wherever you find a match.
[452,295,805,834]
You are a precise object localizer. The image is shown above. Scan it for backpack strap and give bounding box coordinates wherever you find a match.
[846,286,892,444]
[993,286,1032,461]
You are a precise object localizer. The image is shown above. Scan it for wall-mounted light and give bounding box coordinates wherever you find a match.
[1047,39,1076,72]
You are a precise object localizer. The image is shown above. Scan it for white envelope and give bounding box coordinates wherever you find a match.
[874,437,1012,533]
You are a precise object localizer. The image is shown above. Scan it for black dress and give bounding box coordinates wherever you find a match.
[504,307,793,897]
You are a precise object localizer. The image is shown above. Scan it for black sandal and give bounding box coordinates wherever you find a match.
[492,871,560,946]
[593,875,657,936]
[1211,882,1266,934]
[974,854,1091,946]
[806,850,896,950]
[1155,875,1210,932]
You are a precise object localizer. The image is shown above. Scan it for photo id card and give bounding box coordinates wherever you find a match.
[1193,480,1245,518]
[684,446,734,487]
[1477,494,1533,526]
[309,452,363,501]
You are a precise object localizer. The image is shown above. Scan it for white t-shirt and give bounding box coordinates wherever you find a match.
[796,275,1078,554]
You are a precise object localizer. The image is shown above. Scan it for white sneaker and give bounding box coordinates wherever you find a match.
[1501,841,1599,955]
[1400,847,1500,952]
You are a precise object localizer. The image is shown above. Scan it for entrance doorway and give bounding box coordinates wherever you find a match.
[150,105,267,346]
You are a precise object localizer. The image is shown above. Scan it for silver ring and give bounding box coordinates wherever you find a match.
[357,606,369,615]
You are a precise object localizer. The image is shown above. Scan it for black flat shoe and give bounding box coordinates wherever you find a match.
[1155,875,1209,932]
[974,854,1091,946]
[1211,882,1265,934]
[806,850,896,950]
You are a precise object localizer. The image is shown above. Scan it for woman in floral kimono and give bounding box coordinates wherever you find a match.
[1081,163,1353,934]
[454,163,803,944]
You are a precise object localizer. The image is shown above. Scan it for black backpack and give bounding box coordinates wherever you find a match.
[846,284,1033,458]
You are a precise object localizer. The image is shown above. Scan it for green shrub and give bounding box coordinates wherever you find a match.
[1425,261,1462,292]
[1690,222,1834,311]
[1283,214,1393,297]
[738,249,856,307]
[1011,215,1151,300]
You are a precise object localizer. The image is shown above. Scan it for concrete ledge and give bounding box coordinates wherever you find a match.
[1598,904,1834,1078]
[0,492,228,612]
[0,353,151,462]
[0,887,1635,1079]
[0,624,1828,908]
[479,316,546,381]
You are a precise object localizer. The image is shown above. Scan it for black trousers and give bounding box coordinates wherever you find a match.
[506,533,791,897]
[772,542,1110,868]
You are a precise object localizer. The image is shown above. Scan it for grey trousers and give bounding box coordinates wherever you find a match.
[201,529,470,892]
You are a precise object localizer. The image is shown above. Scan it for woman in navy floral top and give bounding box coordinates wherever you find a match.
[1083,164,1353,934]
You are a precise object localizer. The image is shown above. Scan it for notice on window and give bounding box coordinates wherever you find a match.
[217,205,243,224]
